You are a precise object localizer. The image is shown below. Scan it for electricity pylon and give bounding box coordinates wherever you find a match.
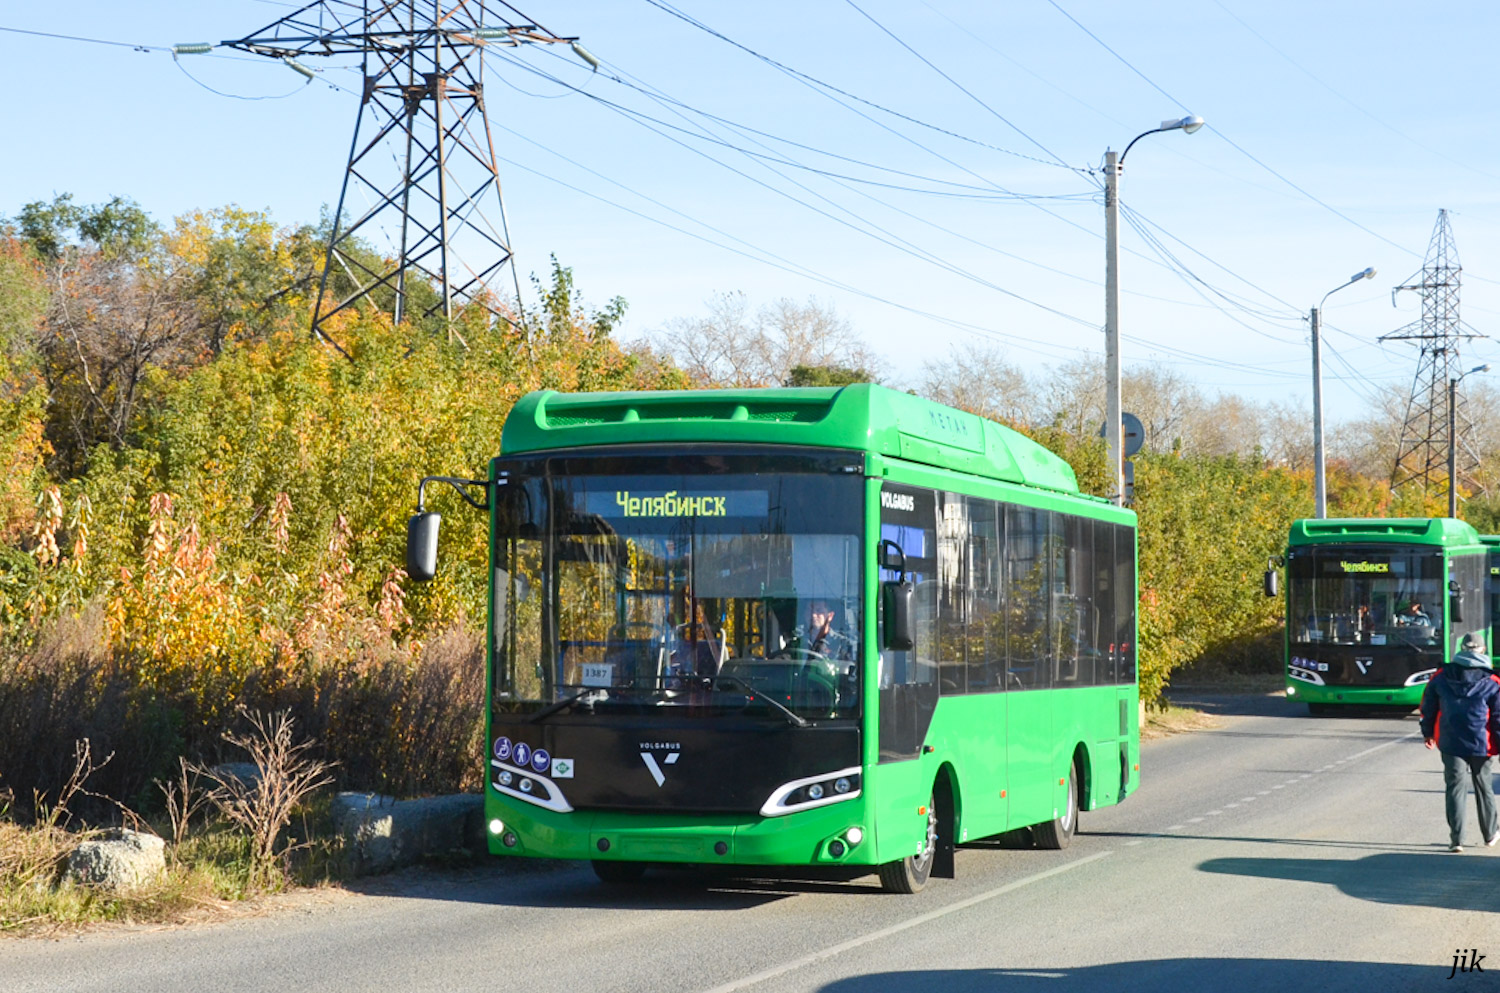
[185,2,587,351]
[1382,209,1486,502]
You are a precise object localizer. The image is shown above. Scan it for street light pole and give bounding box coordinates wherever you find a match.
[1449,363,1490,517]
[1103,115,1203,506]
[1104,148,1121,506]
[1310,268,1375,518]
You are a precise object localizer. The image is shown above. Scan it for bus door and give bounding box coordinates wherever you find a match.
[1004,505,1053,829]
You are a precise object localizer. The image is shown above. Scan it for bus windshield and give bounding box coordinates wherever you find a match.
[1287,545,1443,650]
[494,453,865,720]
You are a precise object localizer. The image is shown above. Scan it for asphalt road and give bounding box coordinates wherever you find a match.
[9,694,1497,993]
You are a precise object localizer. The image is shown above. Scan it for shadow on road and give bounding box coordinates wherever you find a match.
[1167,691,1419,723]
[345,859,892,910]
[1199,851,1500,911]
[816,960,1441,993]
[1087,830,1436,854]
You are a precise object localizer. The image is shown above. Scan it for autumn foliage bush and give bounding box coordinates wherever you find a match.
[0,209,685,810]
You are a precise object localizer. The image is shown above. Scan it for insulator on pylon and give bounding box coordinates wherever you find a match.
[570,41,600,71]
[283,58,317,80]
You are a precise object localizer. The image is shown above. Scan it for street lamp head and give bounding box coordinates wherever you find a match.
[1161,115,1205,134]
[1471,364,1491,375]
[1354,267,1376,281]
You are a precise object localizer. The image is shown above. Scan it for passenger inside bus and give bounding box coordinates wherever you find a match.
[668,597,723,677]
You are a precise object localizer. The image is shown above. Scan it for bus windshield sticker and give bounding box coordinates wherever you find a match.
[580,663,614,687]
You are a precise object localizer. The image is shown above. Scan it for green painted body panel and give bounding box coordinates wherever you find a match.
[1283,681,1426,707]
[1287,517,1481,548]
[487,791,874,865]
[485,386,1137,870]
[501,384,1082,494]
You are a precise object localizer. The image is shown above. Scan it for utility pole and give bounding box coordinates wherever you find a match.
[1101,116,1202,507]
[1103,149,1122,507]
[1310,268,1375,518]
[178,3,591,353]
[1310,304,1325,517]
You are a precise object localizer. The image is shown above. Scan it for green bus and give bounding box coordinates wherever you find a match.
[1276,518,1490,712]
[1484,535,1500,653]
[406,384,1139,892]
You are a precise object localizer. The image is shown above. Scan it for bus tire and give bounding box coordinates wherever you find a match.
[1034,760,1079,850]
[877,792,938,894]
[592,860,647,884]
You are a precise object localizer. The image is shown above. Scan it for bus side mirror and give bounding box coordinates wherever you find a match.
[882,580,915,651]
[1263,569,1278,598]
[407,512,441,582]
[1450,579,1464,625]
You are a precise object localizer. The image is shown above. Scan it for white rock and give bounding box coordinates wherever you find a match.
[66,828,167,889]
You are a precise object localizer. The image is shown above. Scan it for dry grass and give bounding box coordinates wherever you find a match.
[1141,703,1222,740]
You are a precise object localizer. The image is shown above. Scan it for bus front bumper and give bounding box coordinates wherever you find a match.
[485,793,875,866]
[1285,680,1425,707]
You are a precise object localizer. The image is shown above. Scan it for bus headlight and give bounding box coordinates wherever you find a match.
[760,768,862,816]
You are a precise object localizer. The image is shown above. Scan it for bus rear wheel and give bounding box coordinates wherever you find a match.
[592,860,647,885]
[1034,760,1078,850]
[877,793,938,894]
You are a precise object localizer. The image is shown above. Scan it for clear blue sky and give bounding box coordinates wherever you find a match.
[4,1,1499,423]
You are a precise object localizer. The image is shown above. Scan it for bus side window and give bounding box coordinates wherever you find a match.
[1006,506,1051,691]
[966,496,1004,693]
[878,484,939,762]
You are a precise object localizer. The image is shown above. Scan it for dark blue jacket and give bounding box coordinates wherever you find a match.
[1419,654,1500,758]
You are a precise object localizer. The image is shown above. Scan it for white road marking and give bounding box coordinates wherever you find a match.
[695,852,1113,993]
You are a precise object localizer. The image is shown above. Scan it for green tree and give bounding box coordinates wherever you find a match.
[784,363,869,387]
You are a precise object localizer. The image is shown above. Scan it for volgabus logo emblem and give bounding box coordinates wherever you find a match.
[639,741,681,787]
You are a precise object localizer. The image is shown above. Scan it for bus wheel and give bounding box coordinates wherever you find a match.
[592,860,647,885]
[877,792,938,894]
[1034,760,1078,850]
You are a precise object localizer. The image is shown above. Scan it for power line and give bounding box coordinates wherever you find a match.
[1210,0,1500,184]
[0,24,165,51]
[637,0,1081,173]
[488,48,1104,331]
[840,0,1075,170]
[538,48,1090,202]
[1043,0,1187,110]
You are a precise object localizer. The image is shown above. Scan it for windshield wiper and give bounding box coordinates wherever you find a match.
[709,674,810,727]
[528,685,604,722]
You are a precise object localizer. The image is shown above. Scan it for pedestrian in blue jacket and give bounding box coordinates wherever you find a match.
[1420,632,1500,852]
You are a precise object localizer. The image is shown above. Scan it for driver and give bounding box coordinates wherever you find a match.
[1399,601,1432,627]
[801,598,856,661]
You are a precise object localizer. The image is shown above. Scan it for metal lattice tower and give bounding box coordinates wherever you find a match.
[1382,209,1486,500]
[216,2,581,350]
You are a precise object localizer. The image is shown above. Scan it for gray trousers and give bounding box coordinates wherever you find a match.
[1442,751,1498,845]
